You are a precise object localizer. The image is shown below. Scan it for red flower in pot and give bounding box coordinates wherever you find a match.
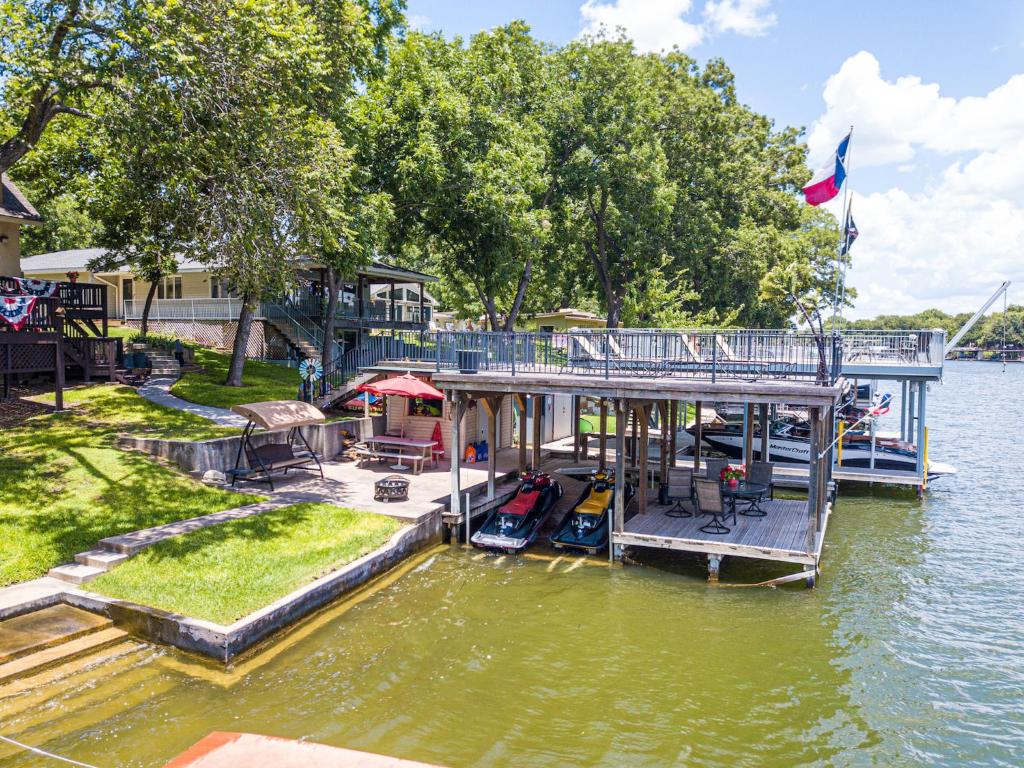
[720,464,745,488]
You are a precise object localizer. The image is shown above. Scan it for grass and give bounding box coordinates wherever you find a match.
[90,503,402,624]
[171,348,301,409]
[0,386,256,586]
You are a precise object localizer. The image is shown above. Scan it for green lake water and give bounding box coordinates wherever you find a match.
[2,361,1022,767]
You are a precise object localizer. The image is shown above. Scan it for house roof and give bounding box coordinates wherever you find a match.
[0,175,43,224]
[21,248,438,283]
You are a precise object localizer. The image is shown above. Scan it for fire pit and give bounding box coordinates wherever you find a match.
[374,475,410,502]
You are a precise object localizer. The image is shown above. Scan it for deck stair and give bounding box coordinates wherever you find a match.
[0,604,129,684]
[266,317,321,360]
[129,343,181,377]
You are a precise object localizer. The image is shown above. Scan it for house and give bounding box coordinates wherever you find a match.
[522,308,606,332]
[21,249,439,361]
[0,175,43,276]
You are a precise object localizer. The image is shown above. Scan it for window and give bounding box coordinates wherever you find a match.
[408,397,443,418]
[122,278,134,302]
[157,276,182,300]
[210,278,233,299]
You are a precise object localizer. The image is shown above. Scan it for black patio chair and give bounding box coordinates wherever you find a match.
[664,466,694,518]
[694,478,730,534]
[738,461,774,517]
[702,457,729,483]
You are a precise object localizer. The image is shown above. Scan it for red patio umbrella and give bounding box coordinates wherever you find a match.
[358,373,444,400]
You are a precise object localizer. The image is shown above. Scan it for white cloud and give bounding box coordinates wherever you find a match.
[407,14,431,31]
[810,53,1024,318]
[579,0,705,52]
[703,0,776,36]
[578,0,776,53]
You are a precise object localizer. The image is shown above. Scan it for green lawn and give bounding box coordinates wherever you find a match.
[90,503,402,624]
[171,348,301,409]
[0,386,255,586]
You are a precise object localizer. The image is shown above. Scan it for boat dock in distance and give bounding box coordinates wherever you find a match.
[419,328,946,584]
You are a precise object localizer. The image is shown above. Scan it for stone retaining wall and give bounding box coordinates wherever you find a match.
[64,514,440,662]
[117,415,387,474]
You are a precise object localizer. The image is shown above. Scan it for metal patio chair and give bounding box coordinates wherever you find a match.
[664,466,694,518]
[695,478,730,535]
[737,461,775,517]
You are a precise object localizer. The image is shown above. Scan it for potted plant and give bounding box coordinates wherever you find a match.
[66,271,80,283]
[720,464,745,488]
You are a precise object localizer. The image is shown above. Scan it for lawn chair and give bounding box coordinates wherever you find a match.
[694,478,730,535]
[702,457,729,483]
[664,466,694,518]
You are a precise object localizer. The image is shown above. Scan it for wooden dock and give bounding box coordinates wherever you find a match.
[616,498,825,567]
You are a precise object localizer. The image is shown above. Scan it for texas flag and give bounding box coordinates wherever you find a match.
[802,132,851,206]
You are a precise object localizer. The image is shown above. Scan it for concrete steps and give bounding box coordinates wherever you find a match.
[0,605,129,684]
[47,562,107,584]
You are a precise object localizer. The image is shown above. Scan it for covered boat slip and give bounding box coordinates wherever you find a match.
[432,362,842,584]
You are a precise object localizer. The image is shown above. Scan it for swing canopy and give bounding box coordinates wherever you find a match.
[231,400,325,430]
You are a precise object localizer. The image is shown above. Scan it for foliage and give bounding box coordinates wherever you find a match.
[170,347,301,409]
[124,329,189,350]
[362,24,553,330]
[844,305,1024,348]
[90,503,401,623]
[0,385,250,585]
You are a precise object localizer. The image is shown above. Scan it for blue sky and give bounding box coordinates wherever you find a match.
[406,1,1024,318]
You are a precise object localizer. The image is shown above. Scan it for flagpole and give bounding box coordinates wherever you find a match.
[831,124,854,331]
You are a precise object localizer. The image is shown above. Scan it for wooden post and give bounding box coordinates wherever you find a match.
[531,394,544,470]
[481,396,502,500]
[806,406,820,553]
[389,279,396,323]
[53,313,65,412]
[450,392,464,537]
[669,400,678,467]
[612,398,627,561]
[598,398,608,471]
[659,401,669,489]
[514,394,527,474]
[629,409,638,467]
[742,403,754,476]
[915,381,927,479]
[572,395,581,462]
[692,400,702,473]
[758,403,769,463]
[638,404,650,514]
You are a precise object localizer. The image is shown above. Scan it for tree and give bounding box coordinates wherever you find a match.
[363,24,553,331]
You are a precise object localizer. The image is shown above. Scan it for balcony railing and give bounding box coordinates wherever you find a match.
[124,297,431,326]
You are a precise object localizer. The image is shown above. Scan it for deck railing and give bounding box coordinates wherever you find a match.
[841,329,946,367]
[430,329,846,385]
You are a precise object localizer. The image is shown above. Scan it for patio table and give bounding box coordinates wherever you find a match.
[366,436,438,473]
[721,481,769,518]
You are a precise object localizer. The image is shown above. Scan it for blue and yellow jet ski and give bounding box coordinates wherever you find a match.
[470,471,563,554]
[550,471,632,555]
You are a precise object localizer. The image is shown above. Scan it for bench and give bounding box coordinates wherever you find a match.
[354,446,425,474]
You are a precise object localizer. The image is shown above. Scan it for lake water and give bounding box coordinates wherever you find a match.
[1,361,1021,767]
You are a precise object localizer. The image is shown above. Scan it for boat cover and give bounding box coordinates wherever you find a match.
[576,488,612,516]
[498,490,540,516]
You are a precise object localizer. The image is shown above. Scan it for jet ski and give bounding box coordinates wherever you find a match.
[550,471,633,555]
[470,471,562,554]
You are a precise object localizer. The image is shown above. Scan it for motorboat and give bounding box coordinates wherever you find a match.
[550,471,633,555]
[470,471,562,554]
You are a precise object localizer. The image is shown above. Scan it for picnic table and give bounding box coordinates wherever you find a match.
[358,435,438,474]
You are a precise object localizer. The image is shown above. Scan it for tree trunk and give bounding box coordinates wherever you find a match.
[139,277,160,338]
[226,293,256,387]
[322,267,339,365]
[503,258,533,332]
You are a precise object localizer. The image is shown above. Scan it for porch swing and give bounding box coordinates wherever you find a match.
[228,400,326,491]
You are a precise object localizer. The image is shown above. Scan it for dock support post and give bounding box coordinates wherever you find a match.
[572,395,581,462]
[449,392,464,540]
[803,564,816,589]
[531,394,544,470]
[915,381,927,480]
[514,394,527,474]
[707,554,722,583]
[612,398,627,562]
[758,403,769,462]
[692,400,703,473]
[806,406,820,554]
[629,409,638,468]
[669,400,678,467]
[482,396,502,500]
[598,398,608,471]
[637,404,650,514]
[900,380,909,441]
[743,403,754,476]
[659,401,669,489]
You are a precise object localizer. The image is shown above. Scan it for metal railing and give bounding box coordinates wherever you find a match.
[123,298,244,320]
[429,329,845,385]
[841,329,946,366]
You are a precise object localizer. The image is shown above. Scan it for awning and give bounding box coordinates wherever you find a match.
[230,400,326,430]
[359,373,444,400]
